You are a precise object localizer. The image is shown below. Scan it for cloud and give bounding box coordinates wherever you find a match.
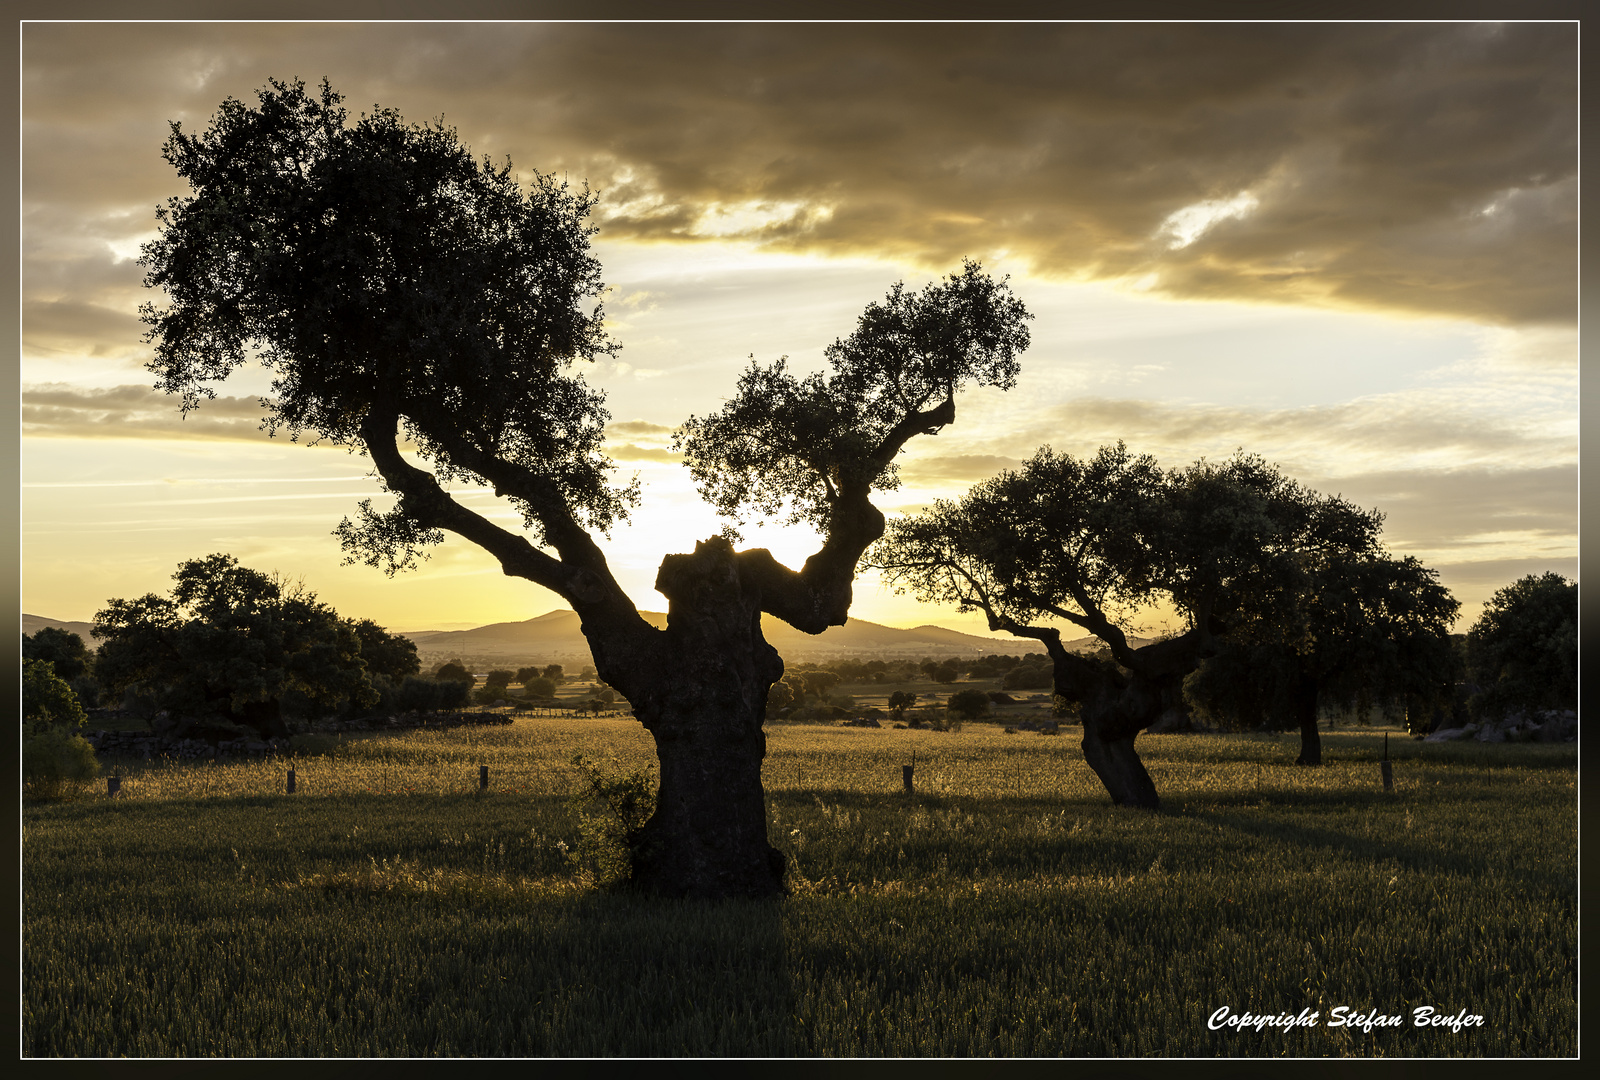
[899,453,1023,484]
[603,442,681,463]
[606,419,677,439]
[22,22,1575,330]
[22,383,274,441]
[983,394,1576,480]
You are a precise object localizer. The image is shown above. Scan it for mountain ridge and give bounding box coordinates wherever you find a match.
[24,609,1135,663]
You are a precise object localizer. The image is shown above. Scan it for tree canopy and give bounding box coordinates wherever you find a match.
[869,442,1406,802]
[1465,572,1578,720]
[1185,550,1460,752]
[92,554,404,738]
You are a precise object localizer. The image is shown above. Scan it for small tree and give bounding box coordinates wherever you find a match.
[887,690,918,722]
[1465,572,1577,721]
[433,661,474,684]
[543,664,565,683]
[138,78,1031,897]
[947,688,991,720]
[23,627,93,682]
[22,659,98,800]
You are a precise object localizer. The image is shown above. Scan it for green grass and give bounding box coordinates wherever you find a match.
[24,718,1576,1056]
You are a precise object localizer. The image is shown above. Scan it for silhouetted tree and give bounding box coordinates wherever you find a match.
[138,78,1031,898]
[23,627,93,682]
[93,554,382,738]
[1465,572,1577,721]
[351,619,421,683]
[947,688,991,720]
[871,443,1384,806]
[1185,552,1460,761]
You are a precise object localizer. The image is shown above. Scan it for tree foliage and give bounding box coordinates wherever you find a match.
[92,554,392,737]
[23,658,88,736]
[676,260,1030,536]
[1465,572,1578,720]
[1186,552,1461,737]
[23,627,93,682]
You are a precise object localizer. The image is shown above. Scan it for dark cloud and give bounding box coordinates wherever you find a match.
[22,22,1575,327]
[22,383,272,441]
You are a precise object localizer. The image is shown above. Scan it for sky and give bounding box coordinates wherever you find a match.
[19,21,1578,636]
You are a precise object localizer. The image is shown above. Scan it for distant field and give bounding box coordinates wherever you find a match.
[24,717,1576,1057]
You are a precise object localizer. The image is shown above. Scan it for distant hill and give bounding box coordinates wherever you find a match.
[22,614,99,646]
[401,609,1128,665]
[22,608,1140,666]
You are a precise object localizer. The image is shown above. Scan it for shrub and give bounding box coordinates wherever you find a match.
[23,659,87,735]
[394,676,471,713]
[566,754,656,889]
[947,688,991,720]
[1003,664,1053,691]
[23,729,100,801]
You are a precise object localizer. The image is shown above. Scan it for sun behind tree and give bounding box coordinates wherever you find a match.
[138,77,1032,899]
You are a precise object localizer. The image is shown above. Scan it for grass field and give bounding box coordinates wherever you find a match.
[23,715,1577,1057]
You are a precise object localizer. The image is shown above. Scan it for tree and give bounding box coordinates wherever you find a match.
[1185,552,1460,761]
[870,443,1384,807]
[23,627,93,682]
[543,664,565,683]
[434,661,474,684]
[1464,572,1578,721]
[947,688,991,720]
[138,78,1032,899]
[351,619,421,683]
[22,659,99,800]
[887,691,918,722]
[93,554,382,739]
[23,658,88,736]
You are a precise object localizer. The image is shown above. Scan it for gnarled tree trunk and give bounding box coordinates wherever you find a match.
[617,537,789,899]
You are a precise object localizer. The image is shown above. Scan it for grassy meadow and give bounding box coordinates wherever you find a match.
[24,714,1576,1057]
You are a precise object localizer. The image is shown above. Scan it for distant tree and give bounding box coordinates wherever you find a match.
[138,77,1030,897]
[887,691,918,723]
[523,676,558,700]
[351,619,421,682]
[515,665,543,685]
[872,443,1388,806]
[1186,553,1460,758]
[947,688,991,720]
[543,664,565,683]
[23,627,93,682]
[434,661,474,684]
[93,554,382,739]
[484,669,515,690]
[1003,663,1054,691]
[1464,572,1578,721]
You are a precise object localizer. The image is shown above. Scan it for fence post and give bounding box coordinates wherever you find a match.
[1380,733,1393,792]
[286,766,296,794]
[479,764,489,791]
[107,775,121,799]
[902,764,915,794]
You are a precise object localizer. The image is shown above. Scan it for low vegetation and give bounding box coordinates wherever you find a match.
[24,715,1575,1056]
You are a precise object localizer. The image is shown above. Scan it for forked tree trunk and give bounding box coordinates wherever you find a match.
[1080,720,1160,808]
[606,536,790,900]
